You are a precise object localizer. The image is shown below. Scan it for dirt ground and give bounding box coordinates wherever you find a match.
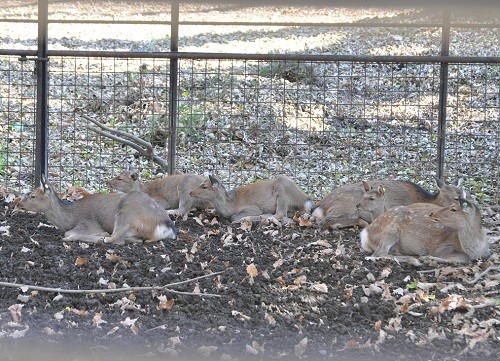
[0,197,498,361]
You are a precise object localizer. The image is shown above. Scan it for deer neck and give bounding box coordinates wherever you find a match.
[211,190,237,220]
[43,197,79,231]
[457,217,485,259]
[135,180,149,192]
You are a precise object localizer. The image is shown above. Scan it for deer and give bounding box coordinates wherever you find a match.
[311,177,469,230]
[189,175,313,223]
[359,197,490,264]
[107,170,211,220]
[15,175,177,244]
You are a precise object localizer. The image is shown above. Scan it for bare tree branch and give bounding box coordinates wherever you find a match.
[81,114,169,171]
[0,271,224,298]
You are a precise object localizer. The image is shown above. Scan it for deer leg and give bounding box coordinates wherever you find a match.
[365,255,422,266]
[427,243,470,263]
[231,207,266,223]
[320,213,367,230]
[274,192,289,219]
[62,221,109,243]
[104,216,132,245]
[167,188,194,221]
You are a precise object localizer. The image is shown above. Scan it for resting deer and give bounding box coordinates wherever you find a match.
[15,175,176,244]
[312,177,468,230]
[190,175,313,223]
[359,197,490,263]
[107,170,211,220]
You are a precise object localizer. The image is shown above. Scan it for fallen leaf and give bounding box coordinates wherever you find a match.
[380,267,392,279]
[246,344,259,355]
[293,275,307,285]
[309,283,328,293]
[105,253,120,261]
[247,263,258,278]
[294,337,308,356]
[264,312,276,325]
[231,310,251,321]
[240,220,253,231]
[8,304,23,323]
[158,296,175,310]
[120,317,138,327]
[92,312,107,328]
[54,311,64,321]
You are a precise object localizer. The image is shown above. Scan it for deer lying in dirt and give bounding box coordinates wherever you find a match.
[107,170,211,220]
[190,175,313,223]
[15,175,177,244]
[312,178,468,230]
[359,198,490,263]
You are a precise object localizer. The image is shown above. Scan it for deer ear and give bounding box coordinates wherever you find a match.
[459,197,475,213]
[40,174,53,195]
[208,175,220,186]
[433,176,445,189]
[377,185,385,196]
[362,181,371,192]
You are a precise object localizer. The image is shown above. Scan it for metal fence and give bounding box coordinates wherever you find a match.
[0,1,499,204]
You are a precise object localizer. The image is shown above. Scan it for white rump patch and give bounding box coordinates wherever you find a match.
[154,224,176,240]
[311,206,324,220]
[359,228,371,252]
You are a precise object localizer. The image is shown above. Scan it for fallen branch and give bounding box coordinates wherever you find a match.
[81,114,168,170]
[0,271,224,298]
[465,265,500,285]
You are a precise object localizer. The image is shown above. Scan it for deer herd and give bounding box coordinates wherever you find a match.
[15,170,491,265]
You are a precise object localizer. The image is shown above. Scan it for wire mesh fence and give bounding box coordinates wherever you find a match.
[0,1,498,204]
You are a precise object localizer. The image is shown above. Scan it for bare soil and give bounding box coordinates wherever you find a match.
[0,200,498,361]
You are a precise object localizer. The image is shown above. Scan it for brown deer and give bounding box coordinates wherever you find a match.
[15,175,176,244]
[312,178,468,230]
[359,197,490,263]
[190,175,313,223]
[107,170,211,220]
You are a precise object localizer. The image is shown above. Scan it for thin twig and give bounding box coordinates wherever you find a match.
[465,265,500,285]
[0,271,224,298]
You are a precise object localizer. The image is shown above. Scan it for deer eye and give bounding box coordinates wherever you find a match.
[370,196,375,201]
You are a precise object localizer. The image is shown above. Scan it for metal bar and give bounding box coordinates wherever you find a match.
[0,50,37,56]
[1,18,498,29]
[43,50,500,64]
[436,10,451,180]
[167,2,180,175]
[34,0,49,187]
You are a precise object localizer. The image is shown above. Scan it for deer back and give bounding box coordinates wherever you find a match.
[232,179,281,212]
[16,181,123,233]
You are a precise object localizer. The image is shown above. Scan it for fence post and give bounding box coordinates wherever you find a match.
[436,10,451,180]
[167,2,180,175]
[34,0,49,186]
